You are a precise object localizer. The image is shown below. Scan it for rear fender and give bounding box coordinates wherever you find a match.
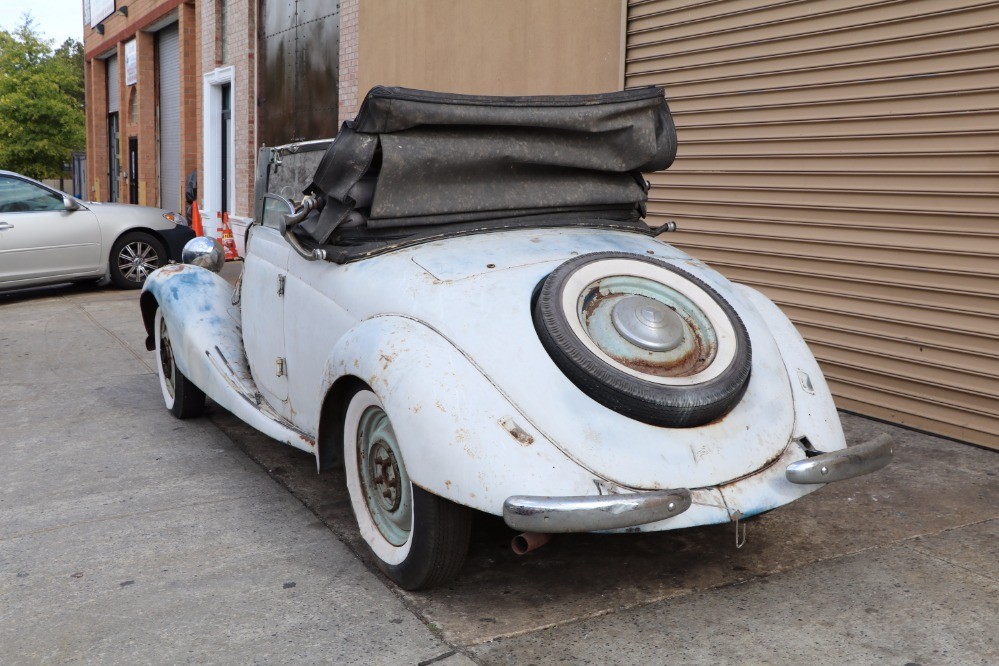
[735,285,846,453]
[321,315,602,515]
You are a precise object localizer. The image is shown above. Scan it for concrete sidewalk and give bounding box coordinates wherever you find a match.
[0,284,470,665]
[1,281,996,665]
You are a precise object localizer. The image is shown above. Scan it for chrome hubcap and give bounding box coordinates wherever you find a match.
[611,295,685,351]
[118,242,158,282]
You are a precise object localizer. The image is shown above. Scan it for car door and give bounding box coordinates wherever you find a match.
[0,175,101,286]
[241,197,292,417]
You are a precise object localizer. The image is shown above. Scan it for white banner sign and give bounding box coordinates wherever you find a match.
[90,0,114,28]
[124,40,137,86]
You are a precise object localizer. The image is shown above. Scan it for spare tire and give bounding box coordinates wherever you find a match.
[533,252,752,428]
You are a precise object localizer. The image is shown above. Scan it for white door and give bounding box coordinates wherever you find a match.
[241,224,291,413]
[0,176,101,286]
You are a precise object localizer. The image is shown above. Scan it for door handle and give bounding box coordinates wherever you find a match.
[0,222,13,230]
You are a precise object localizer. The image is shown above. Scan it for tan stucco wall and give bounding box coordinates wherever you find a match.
[349,0,624,117]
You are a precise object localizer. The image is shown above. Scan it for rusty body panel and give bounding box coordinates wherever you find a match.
[143,223,855,531]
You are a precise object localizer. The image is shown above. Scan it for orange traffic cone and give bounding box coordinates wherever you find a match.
[219,212,239,261]
[190,201,203,237]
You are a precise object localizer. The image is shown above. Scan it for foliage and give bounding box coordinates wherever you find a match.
[0,14,85,179]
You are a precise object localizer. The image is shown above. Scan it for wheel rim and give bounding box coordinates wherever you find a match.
[158,316,176,400]
[576,274,718,378]
[559,257,738,386]
[356,405,412,547]
[118,241,159,282]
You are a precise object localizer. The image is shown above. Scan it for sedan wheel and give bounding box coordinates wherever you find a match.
[343,384,471,590]
[154,309,206,419]
[109,232,167,288]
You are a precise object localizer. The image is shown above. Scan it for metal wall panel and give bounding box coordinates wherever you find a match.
[157,24,181,212]
[258,0,339,146]
[106,55,119,113]
[626,0,999,448]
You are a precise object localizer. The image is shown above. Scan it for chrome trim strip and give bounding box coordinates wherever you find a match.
[786,433,894,484]
[503,488,692,533]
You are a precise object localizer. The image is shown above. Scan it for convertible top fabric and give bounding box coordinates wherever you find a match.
[301,86,677,261]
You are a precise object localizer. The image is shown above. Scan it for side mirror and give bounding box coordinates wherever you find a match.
[63,196,81,212]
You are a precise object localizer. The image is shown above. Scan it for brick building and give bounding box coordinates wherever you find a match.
[83,0,199,215]
[83,0,259,238]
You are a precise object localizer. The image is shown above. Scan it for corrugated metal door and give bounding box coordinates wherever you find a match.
[157,24,181,212]
[626,0,998,448]
[106,55,119,113]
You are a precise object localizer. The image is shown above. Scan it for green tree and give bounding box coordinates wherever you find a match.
[0,14,85,179]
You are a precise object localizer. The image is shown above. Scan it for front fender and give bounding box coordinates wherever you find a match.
[322,315,608,516]
[141,264,314,452]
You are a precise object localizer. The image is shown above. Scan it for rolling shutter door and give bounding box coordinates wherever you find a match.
[106,55,119,113]
[626,0,999,448]
[157,25,181,212]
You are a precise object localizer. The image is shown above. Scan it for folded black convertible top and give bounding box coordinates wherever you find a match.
[302,86,677,262]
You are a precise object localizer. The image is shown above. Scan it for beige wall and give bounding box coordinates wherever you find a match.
[343,0,624,119]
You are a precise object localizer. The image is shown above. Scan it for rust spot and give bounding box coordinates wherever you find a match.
[455,428,469,443]
[353,359,360,369]
[160,264,185,275]
[435,400,446,413]
[500,417,534,446]
[379,352,396,370]
[411,404,422,414]
[580,286,603,319]
[444,480,452,489]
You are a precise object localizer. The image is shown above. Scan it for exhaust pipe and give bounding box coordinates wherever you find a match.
[511,532,552,555]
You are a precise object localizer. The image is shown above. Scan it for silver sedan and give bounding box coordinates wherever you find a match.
[0,171,196,291]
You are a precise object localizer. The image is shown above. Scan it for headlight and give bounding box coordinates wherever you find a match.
[162,212,187,225]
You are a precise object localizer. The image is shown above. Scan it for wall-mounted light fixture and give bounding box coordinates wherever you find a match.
[116,5,128,17]
[95,23,105,35]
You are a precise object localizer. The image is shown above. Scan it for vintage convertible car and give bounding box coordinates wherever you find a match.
[140,87,893,589]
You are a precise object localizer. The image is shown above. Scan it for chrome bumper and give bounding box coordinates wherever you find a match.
[503,488,692,533]
[785,433,894,484]
[503,434,893,533]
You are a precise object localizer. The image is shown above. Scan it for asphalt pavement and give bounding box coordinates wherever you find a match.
[1,276,996,665]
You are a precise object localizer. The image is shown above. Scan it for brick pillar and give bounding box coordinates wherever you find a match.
[234,0,256,217]
[133,31,157,207]
[338,0,359,124]
[179,1,201,208]
[86,58,109,202]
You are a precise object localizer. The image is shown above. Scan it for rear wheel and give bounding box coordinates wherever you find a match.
[343,385,471,590]
[154,309,206,419]
[110,232,166,288]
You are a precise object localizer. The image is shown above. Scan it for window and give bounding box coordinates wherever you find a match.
[0,177,64,213]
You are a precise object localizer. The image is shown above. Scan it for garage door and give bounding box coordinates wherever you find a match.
[106,54,119,113]
[626,0,998,448]
[158,24,181,212]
